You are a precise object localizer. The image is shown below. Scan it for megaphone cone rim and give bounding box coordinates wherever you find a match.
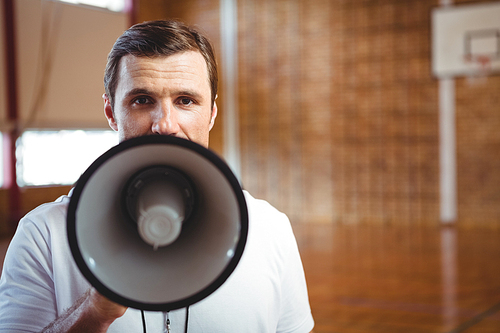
[67,135,248,311]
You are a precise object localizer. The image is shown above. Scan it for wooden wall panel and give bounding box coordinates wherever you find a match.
[456,75,500,228]
[238,0,440,226]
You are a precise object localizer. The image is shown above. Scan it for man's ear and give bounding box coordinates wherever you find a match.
[209,102,218,131]
[103,93,118,131]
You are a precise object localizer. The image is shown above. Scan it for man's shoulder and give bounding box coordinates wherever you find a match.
[242,190,293,239]
[243,190,286,219]
[19,192,71,231]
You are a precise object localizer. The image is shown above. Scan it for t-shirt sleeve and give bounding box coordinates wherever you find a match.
[276,215,315,333]
[0,217,58,332]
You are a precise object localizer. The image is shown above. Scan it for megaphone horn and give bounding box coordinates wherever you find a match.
[67,135,248,311]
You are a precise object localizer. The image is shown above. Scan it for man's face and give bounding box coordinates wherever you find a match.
[104,51,217,148]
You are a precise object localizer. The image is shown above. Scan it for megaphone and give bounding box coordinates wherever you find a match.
[67,135,248,311]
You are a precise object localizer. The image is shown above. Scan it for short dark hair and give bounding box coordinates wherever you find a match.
[104,20,218,109]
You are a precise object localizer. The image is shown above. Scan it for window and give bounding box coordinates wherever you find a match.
[16,130,118,186]
[58,0,125,12]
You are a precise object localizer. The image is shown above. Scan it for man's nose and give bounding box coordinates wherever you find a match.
[151,104,180,136]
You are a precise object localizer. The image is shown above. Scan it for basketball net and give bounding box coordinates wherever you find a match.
[463,54,492,84]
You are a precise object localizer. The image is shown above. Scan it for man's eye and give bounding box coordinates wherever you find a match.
[180,98,193,106]
[134,97,150,105]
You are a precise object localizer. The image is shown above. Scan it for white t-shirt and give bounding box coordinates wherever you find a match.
[0,191,314,332]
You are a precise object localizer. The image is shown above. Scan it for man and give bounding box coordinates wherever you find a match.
[0,20,314,332]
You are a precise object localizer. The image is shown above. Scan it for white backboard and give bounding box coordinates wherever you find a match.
[432,1,500,78]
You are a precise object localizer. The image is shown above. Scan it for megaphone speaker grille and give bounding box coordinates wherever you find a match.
[67,135,248,311]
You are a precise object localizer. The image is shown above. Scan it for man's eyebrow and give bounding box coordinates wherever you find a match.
[177,89,204,101]
[124,88,153,98]
[124,88,205,101]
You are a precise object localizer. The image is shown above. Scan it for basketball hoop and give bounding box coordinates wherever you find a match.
[463,53,493,77]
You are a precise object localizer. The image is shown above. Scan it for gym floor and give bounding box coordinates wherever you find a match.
[295,224,500,333]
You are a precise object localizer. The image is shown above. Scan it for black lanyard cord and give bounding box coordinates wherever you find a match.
[184,306,190,333]
[141,310,147,333]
